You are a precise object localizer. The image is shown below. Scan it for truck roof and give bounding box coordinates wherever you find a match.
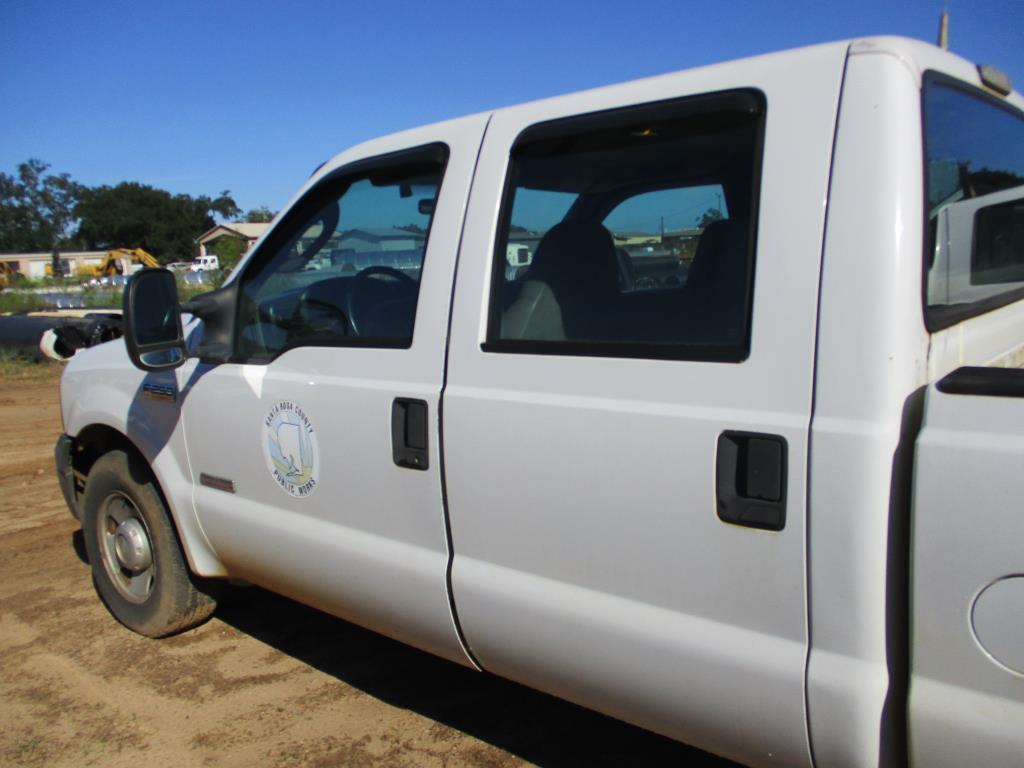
[327,35,1021,167]
[271,35,1019,237]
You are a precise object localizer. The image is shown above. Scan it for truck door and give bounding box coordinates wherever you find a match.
[443,46,847,768]
[908,369,1024,767]
[176,115,488,666]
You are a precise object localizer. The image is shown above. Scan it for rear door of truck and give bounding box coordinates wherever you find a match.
[442,43,849,768]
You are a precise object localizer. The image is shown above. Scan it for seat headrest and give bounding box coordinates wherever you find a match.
[687,219,746,293]
[528,219,620,295]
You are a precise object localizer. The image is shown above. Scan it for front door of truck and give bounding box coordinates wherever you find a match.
[443,49,846,767]
[177,116,487,666]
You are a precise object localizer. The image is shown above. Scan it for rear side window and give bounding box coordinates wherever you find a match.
[924,76,1024,329]
[485,90,765,362]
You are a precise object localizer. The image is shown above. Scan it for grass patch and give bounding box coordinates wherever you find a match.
[80,288,123,308]
[0,347,63,382]
[9,275,70,289]
[17,735,41,755]
[2,275,216,314]
[0,291,48,314]
[179,282,217,302]
[73,282,216,306]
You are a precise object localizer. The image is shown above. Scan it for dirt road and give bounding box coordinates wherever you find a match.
[0,364,737,768]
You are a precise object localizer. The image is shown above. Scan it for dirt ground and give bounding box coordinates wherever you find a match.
[0,363,738,768]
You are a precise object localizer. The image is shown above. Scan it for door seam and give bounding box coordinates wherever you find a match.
[436,114,494,672]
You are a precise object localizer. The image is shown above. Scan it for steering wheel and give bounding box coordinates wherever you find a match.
[297,297,349,338]
[346,266,416,336]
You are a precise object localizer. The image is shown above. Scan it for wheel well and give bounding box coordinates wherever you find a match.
[71,425,141,488]
[71,426,176,538]
[71,424,225,581]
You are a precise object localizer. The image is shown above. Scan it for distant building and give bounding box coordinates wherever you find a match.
[661,227,703,259]
[335,227,425,253]
[0,251,108,279]
[196,222,272,258]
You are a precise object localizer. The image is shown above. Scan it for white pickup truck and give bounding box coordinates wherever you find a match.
[54,36,1024,767]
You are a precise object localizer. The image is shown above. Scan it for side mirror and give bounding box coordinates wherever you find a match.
[123,269,186,371]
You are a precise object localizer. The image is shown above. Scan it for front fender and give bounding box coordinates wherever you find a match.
[60,342,227,577]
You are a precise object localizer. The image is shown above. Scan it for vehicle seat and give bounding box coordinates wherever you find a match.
[502,280,564,340]
[502,219,621,341]
[683,219,749,344]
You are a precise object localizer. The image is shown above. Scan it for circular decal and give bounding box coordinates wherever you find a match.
[262,401,319,498]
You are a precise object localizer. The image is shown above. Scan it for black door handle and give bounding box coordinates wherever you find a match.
[716,431,787,531]
[392,398,429,470]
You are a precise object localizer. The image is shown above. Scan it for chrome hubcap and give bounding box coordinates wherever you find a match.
[114,518,152,572]
[98,494,155,604]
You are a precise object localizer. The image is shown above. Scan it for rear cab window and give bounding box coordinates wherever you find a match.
[924,75,1024,330]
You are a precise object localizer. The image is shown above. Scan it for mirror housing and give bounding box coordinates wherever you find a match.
[182,280,239,364]
[123,268,186,372]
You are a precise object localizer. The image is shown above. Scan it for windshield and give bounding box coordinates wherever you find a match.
[924,77,1024,329]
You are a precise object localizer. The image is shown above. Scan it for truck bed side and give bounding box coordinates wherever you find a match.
[909,368,1024,767]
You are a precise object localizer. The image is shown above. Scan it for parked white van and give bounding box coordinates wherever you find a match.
[188,255,220,272]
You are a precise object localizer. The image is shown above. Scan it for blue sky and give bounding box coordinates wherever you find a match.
[2,0,1021,216]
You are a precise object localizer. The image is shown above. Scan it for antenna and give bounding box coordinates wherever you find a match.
[938,9,949,49]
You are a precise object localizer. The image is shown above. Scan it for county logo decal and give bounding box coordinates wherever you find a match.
[262,401,319,498]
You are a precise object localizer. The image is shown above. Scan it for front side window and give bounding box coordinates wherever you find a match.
[236,146,447,360]
[924,77,1024,329]
[486,90,764,362]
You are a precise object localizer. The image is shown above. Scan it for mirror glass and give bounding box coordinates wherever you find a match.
[140,347,185,367]
[132,271,181,345]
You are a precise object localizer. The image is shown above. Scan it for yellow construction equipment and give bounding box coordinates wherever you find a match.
[0,262,15,290]
[82,248,160,278]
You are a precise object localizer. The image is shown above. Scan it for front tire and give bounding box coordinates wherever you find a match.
[82,450,218,637]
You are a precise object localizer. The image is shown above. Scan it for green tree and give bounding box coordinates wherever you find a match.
[0,172,28,252]
[244,206,276,223]
[75,183,240,263]
[968,167,1024,196]
[208,236,248,270]
[0,159,84,275]
[697,207,725,229]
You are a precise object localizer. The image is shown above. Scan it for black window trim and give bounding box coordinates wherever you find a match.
[233,142,450,364]
[482,88,766,364]
[937,365,1024,398]
[921,70,1024,333]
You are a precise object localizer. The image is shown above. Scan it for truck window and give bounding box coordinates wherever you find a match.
[924,76,1024,330]
[235,146,447,360]
[486,90,764,362]
[603,185,728,292]
[503,188,576,279]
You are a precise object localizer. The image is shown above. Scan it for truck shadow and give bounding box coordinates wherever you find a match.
[215,585,741,767]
